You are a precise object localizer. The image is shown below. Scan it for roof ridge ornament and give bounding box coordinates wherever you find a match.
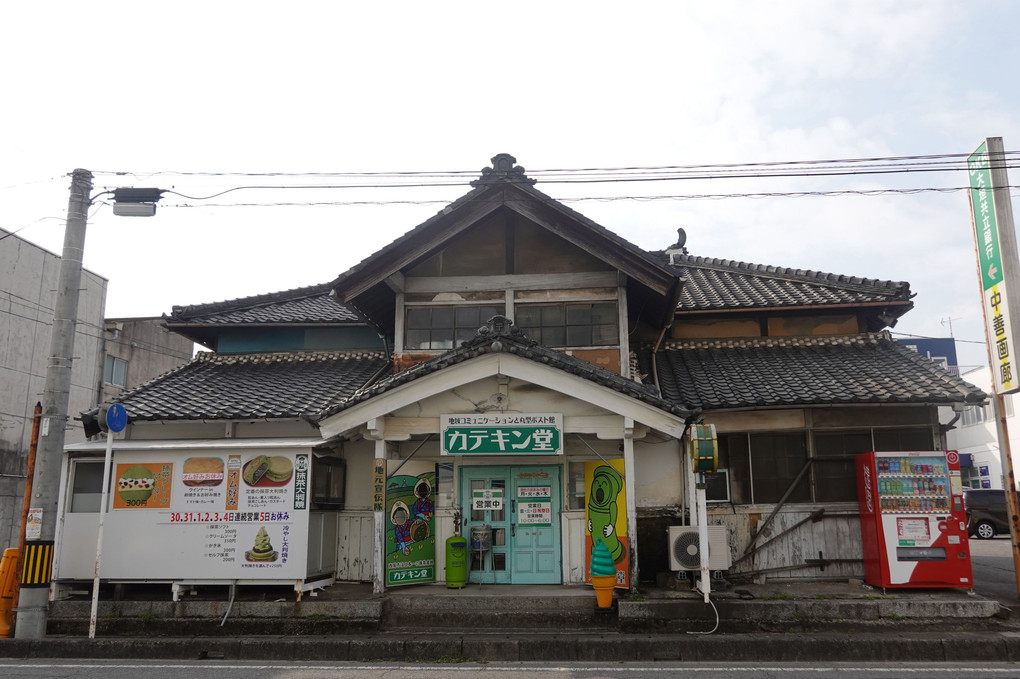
[471,153,537,187]
[664,227,689,264]
[464,314,535,351]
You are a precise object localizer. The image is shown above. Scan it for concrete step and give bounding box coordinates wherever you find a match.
[382,592,616,631]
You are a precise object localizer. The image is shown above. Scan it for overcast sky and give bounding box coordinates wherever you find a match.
[2,1,1017,369]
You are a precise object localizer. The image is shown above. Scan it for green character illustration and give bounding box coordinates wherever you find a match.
[587,464,624,562]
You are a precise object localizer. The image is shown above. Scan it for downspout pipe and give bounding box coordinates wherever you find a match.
[651,327,668,395]
[651,273,683,395]
[938,403,966,440]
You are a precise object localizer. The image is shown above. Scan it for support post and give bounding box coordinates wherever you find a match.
[373,439,387,595]
[991,392,1020,599]
[88,428,116,638]
[15,169,93,640]
[622,419,638,592]
[10,403,42,633]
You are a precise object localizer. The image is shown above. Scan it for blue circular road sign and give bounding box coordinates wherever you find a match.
[106,403,128,433]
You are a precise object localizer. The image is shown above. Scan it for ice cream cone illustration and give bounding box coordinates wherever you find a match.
[245,526,278,562]
[590,537,617,608]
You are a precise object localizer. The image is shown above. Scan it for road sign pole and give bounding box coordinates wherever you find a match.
[88,427,115,639]
[87,404,127,638]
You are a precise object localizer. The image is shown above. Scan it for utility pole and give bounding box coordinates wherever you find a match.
[15,169,93,639]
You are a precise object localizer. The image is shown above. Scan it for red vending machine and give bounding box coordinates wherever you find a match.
[855,450,972,589]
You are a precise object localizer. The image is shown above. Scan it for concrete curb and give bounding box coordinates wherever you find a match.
[1,632,1019,662]
[619,597,1001,620]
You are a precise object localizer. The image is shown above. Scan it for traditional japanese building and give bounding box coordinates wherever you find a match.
[55,154,984,598]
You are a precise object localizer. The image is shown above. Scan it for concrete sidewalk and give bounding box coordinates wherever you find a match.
[0,579,1014,661]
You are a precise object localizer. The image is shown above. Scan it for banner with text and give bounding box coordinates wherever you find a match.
[100,450,310,580]
[441,414,562,455]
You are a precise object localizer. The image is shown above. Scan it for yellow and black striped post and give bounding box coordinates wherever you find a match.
[20,541,53,588]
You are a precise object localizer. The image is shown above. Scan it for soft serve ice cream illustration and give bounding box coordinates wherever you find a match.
[246,526,278,562]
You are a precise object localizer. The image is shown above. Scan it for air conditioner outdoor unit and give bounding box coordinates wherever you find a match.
[667,525,732,571]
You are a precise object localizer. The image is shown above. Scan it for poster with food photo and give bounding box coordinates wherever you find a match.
[240,454,295,510]
[176,456,227,509]
[181,456,225,488]
[99,451,309,580]
[113,462,173,509]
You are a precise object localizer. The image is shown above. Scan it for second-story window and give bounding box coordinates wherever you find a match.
[515,302,618,347]
[405,305,503,350]
[104,355,128,387]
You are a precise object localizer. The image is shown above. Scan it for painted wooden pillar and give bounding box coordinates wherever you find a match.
[623,417,639,591]
[372,433,387,595]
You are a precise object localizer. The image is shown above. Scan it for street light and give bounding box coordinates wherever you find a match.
[111,188,164,216]
[14,170,163,640]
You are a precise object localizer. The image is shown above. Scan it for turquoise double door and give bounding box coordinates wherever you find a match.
[460,465,561,584]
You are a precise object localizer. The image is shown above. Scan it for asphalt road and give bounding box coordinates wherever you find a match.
[970,535,1020,606]
[2,661,1020,679]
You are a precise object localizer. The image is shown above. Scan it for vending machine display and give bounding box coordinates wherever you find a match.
[855,451,972,589]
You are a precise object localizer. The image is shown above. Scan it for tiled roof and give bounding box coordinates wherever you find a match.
[660,253,912,312]
[315,316,697,422]
[164,283,360,325]
[647,332,985,410]
[109,350,391,421]
[331,154,682,330]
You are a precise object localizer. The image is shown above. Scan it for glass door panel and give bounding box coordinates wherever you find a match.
[462,468,511,584]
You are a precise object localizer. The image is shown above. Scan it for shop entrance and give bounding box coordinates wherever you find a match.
[460,465,561,584]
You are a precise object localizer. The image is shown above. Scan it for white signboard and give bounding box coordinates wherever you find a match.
[472,488,504,511]
[26,508,42,540]
[99,450,310,579]
[517,485,552,526]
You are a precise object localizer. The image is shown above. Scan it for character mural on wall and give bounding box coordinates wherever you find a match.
[584,460,629,588]
[390,501,414,555]
[412,476,434,520]
[385,462,437,587]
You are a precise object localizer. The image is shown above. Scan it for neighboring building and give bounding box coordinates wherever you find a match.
[55,154,985,599]
[946,365,1015,490]
[0,228,193,552]
[0,228,107,551]
[896,337,960,376]
[98,317,194,405]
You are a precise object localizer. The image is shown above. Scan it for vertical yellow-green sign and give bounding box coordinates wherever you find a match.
[969,139,1019,394]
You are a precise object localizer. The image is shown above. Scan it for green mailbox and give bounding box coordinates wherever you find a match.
[445,535,468,589]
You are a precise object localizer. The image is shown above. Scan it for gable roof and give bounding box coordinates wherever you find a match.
[106,350,390,421]
[647,332,985,411]
[330,154,682,333]
[315,315,697,425]
[163,283,362,347]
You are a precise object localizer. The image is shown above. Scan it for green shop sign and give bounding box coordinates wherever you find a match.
[441,414,563,455]
[969,140,1003,291]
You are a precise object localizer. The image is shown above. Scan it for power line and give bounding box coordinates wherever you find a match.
[146,184,1019,209]
[102,163,1020,195]
[92,150,1020,181]
[80,150,1020,207]
[891,331,987,345]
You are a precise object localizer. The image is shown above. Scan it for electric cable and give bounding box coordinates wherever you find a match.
[153,184,1020,209]
[90,150,1020,181]
[686,590,720,635]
